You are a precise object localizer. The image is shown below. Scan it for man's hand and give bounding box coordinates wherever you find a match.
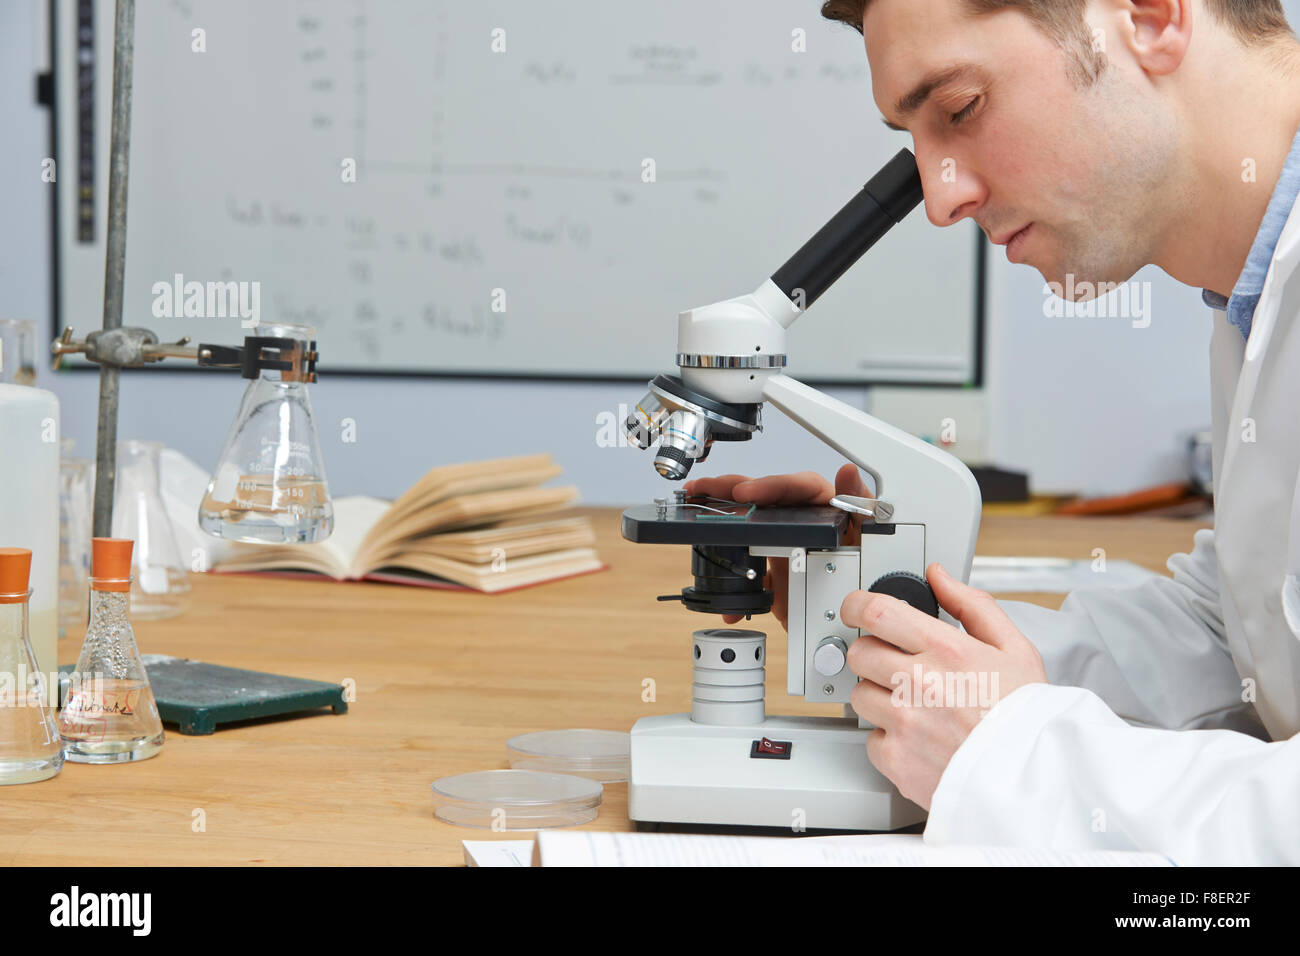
[682,463,870,629]
[844,563,1048,810]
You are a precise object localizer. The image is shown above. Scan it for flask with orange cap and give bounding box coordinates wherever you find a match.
[0,546,63,783]
[58,537,165,763]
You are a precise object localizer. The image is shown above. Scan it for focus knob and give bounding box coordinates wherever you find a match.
[813,637,848,676]
[868,571,939,617]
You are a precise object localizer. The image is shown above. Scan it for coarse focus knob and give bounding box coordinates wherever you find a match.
[813,637,848,677]
[868,571,940,617]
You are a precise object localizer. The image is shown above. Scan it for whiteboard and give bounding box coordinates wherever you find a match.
[55,0,981,383]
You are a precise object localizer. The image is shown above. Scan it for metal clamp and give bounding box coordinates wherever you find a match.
[829,494,894,522]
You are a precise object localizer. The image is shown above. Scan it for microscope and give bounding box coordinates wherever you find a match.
[621,149,982,832]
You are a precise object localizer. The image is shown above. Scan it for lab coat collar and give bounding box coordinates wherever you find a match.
[1202,123,1300,339]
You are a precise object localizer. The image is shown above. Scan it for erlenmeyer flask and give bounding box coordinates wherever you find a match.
[0,548,62,784]
[112,439,191,619]
[198,323,333,543]
[59,538,165,764]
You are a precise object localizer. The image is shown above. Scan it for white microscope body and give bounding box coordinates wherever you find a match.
[623,150,982,832]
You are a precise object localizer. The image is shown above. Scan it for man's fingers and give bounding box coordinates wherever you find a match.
[926,563,1016,649]
[849,679,896,731]
[841,590,946,654]
[833,463,871,545]
[833,462,871,498]
[769,559,788,630]
[732,471,835,506]
[864,726,889,774]
[682,475,752,500]
[846,633,914,688]
[688,470,849,508]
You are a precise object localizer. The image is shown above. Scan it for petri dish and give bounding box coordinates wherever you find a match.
[430,769,602,830]
[506,729,630,783]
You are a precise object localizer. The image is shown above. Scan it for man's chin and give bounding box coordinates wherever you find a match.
[1040,269,1137,302]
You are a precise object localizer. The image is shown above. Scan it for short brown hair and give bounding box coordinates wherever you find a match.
[822,0,1294,63]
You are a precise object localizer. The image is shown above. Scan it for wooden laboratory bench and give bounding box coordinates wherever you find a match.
[1,506,1210,867]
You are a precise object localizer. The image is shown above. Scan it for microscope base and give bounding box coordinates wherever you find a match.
[628,712,926,832]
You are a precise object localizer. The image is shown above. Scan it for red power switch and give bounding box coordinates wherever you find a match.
[751,737,792,759]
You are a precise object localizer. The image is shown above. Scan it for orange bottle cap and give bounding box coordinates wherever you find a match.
[91,537,134,592]
[0,547,32,604]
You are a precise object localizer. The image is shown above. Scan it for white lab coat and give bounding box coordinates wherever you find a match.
[924,192,1300,865]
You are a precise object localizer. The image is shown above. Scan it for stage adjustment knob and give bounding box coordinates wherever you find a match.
[868,571,940,617]
[813,637,848,677]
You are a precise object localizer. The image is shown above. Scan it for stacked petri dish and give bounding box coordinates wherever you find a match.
[505,729,630,783]
[430,769,603,829]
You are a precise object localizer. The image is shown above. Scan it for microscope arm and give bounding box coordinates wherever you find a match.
[760,373,981,583]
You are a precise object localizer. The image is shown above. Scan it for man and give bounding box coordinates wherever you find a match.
[685,0,1300,865]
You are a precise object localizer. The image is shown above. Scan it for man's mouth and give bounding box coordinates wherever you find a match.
[994,224,1033,263]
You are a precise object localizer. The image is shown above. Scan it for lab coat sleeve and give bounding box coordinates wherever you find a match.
[925,682,1300,865]
[996,528,1269,738]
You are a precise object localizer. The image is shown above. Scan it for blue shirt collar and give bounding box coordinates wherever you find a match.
[1202,124,1300,339]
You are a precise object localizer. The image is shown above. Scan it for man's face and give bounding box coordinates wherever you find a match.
[864,0,1175,295]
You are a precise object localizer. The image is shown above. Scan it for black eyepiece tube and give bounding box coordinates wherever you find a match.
[770,148,924,310]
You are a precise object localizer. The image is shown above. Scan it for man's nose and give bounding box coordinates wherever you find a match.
[915,152,985,228]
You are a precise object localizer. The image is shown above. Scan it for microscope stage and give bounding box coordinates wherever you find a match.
[623,502,893,548]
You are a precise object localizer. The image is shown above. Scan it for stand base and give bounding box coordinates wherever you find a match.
[629,713,925,832]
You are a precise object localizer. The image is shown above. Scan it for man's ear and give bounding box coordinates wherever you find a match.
[1120,0,1194,75]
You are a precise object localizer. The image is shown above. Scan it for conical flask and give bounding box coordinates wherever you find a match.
[111,439,191,619]
[0,548,62,784]
[198,323,333,543]
[59,538,165,763]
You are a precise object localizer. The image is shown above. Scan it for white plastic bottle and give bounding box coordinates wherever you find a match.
[0,384,61,680]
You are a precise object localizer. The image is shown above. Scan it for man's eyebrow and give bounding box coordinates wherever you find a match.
[881,64,982,130]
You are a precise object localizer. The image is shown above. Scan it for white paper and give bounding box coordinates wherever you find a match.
[535,831,1175,867]
[462,840,536,867]
[970,556,1159,593]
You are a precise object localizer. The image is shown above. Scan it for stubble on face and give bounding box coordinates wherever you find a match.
[1041,64,1180,298]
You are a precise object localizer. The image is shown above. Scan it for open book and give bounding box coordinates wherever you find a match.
[213,453,605,593]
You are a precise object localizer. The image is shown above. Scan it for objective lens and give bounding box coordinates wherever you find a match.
[653,410,710,480]
[625,391,668,450]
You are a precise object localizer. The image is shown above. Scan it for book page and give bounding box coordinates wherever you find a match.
[361,454,559,545]
[373,516,595,565]
[371,547,602,592]
[355,486,579,571]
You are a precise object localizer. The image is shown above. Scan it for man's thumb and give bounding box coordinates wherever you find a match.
[835,463,870,497]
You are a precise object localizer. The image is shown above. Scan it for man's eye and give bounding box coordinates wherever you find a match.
[949,96,980,126]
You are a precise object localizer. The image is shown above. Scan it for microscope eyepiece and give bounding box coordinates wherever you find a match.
[770,147,923,311]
